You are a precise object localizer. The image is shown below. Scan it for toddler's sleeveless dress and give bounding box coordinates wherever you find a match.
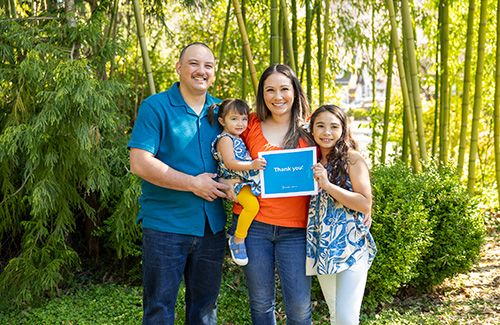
[211,133,261,196]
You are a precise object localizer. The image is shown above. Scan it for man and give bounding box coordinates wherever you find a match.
[128,42,230,324]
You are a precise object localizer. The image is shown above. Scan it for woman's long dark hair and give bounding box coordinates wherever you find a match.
[309,105,358,190]
[255,64,313,148]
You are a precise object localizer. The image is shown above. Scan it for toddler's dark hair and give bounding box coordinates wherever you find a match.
[208,98,250,125]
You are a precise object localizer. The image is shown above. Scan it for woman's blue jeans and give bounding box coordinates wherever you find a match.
[233,215,312,325]
[141,226,226,325]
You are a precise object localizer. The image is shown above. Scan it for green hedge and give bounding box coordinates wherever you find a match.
[364,162,433,309]
[364,162,486,310]
[409,165,485,289]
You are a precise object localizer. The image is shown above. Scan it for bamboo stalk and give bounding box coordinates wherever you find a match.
[305,0,312,102]
[232,0,258,95]
[439,0,450,166]
[9,0,17,18]
[439,0,449,168]
[371,0,376,163]
[214,0,232,95]
[319,0,330,105]
[494,0,500,205]
[385,0,420,172]
[241,0,247,100]
[132,0,155,95]
[432,4,441,158]
[280,0,296,72]
[381,34,394,164]
[292,0,298,70]
[402,19,414,164]
[467,0,488,194]
[457,0,476,175]
[401,0,427,162]
[271,0,280,64]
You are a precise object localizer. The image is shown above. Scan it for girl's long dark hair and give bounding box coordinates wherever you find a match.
[309,105,358,190]
[208,98,250,125]
[255,64,313,148]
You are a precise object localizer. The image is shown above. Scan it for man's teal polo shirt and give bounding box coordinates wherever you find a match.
[127,82,225,236]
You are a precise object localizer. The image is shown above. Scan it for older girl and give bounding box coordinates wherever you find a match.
[306,105,377,324]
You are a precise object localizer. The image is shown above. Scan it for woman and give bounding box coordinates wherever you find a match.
[228,64,314,324]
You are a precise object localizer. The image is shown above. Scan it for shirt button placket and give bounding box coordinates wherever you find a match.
[198,117,208,170]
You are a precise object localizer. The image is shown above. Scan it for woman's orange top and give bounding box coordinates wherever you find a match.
[232,113,311,228]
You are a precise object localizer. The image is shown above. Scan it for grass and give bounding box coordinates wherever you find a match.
[0,280,489,324]
[0,256,494,325]
[3,215,499,325]
[0,284,143,324]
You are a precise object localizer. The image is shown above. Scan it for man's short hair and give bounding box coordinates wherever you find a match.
[179,42,214,63]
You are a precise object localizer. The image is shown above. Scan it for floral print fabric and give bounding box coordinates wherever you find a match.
[306,175,377,275]
[211,133,261,196]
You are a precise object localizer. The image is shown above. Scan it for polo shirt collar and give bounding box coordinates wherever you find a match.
[169,82,212,117]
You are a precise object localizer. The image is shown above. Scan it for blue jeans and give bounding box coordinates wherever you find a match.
[142,226,226,325]
[232,215,312,325]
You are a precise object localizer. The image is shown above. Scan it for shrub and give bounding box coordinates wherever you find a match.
[364,162,433,310]
[364,162,486,310]
[0,14,133,304]
[409,164,485,289]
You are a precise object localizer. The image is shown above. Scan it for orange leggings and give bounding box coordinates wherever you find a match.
[234,185,260,239]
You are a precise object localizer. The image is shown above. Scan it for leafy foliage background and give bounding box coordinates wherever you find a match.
[0,9,141,303]
[0,0,492,312]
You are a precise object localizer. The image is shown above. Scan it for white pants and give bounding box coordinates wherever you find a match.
[317,252,369,325]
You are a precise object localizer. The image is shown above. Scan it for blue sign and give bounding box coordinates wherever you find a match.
[258,147,318,198]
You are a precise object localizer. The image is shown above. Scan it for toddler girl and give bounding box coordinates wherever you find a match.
[208,98,266,266]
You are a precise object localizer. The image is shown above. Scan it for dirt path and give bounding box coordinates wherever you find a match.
[433,233,500,324]
[388,228,500,324]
